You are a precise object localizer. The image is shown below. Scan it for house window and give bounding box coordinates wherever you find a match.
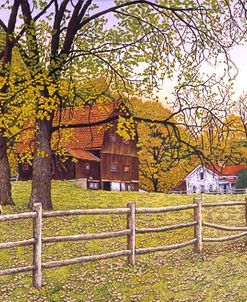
[123,165,130,173]
[85,163,90,171]
[200,185,205,193]
[111,163,118,172]
[22,162,29,171]
[209,184,213,192]
[192,186,197,193]
[200,172,204,180]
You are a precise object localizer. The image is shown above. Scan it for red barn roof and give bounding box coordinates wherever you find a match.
[69,149,100,162]
[53,102,120,150]
[17,101,120,157]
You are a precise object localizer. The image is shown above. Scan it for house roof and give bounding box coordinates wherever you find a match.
[185,164,247,180]
[69,149,100,162]
[171,180,187,192]
[184,165,218,180]
[17,101,120,154]
[220,165,247,176]
[204,164,247,176]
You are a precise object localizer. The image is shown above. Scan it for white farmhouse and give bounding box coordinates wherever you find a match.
[183,164,247,194]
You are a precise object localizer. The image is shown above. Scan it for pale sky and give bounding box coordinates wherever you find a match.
[1,2,246,104]
[230,44,247,97]
[157,43,247,104]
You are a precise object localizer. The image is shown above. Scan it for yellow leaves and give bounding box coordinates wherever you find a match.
[0,116,5,129]
[148,165,159,176]
[116,116,136,141]
[51,128,74,151]
[54,149,71,163]
[0,77,7,90]
[37,150,49,158]
[8,151,18,176]
[18,152,34,166]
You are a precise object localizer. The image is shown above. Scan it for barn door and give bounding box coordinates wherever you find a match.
[111,182,121,191]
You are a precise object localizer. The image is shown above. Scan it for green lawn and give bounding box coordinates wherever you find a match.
[0,181,247,302]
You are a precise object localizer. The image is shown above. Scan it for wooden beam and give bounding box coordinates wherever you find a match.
[203,222,247,231]
[194,198,202,253]
[0,238,35,249]
[136,239,197,255]
[0,212,36,222]
[43,208,130,218]
[203,232,247,242]
[42,250,131,269]
[136,221,197,234]
[0,265,35,276]
[127,202,136,266]
[136,204,197,214]
[32,203,42,290]
[43,230,130,244]
[202,202,247,208]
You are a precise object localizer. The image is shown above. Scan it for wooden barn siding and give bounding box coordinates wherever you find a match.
[100,153,139,182]
[100,119,139,187]
[75,160,100,180]
[18,163,32,180]
[102,122,138,158]
[18,156,75,181]
[52,158,75,180]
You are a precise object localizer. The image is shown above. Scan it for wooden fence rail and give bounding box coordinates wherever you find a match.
[0,197,247,289]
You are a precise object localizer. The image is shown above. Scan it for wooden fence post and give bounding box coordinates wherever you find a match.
[245,197,247,245]
[193,198,202,253]
[32,203,42,289]
[127,202,136,266]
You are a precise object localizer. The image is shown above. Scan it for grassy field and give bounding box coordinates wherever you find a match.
[0,181,247,302]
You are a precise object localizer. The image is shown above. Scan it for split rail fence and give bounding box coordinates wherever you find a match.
[0,197,247,289]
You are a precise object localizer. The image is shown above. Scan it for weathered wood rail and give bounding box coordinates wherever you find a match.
[0,197,247,289]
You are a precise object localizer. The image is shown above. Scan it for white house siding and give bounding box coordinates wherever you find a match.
[185,166,219,194]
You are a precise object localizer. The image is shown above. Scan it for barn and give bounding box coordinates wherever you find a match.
[17,102,139,191]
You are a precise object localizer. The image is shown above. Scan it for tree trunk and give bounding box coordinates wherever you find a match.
[152,177,159,192]
[0,133,14,206]
[30,119,53,210]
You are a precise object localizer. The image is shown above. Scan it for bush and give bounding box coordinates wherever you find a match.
[236,169,247,189]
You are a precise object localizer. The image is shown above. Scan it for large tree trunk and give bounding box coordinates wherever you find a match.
[0,133,14,206]
[29,119,53,210]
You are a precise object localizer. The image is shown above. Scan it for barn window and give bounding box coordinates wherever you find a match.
[85,163,90,171]
[111,163,118,172]
[22,162,29,171]
[89,182,99,189]
[123,165,130,173]
[111,133,117,142]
